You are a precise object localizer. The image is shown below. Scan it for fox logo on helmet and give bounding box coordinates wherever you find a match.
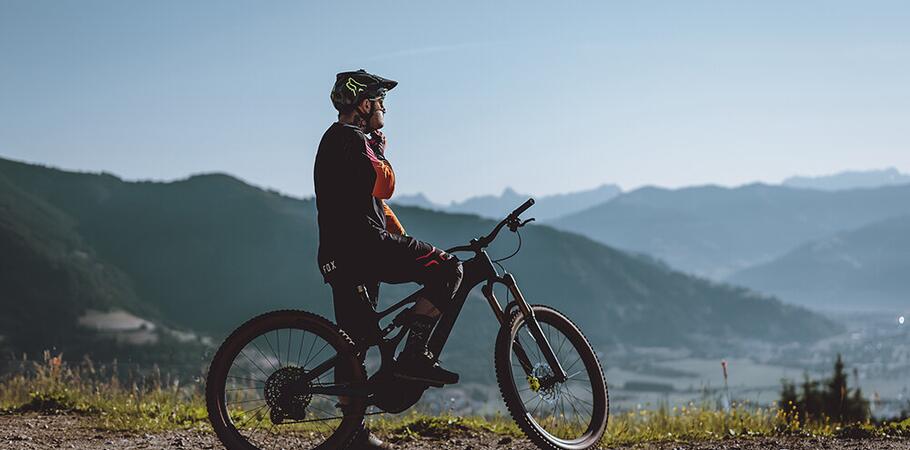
[331,70,397,112]
[345,77,367,97]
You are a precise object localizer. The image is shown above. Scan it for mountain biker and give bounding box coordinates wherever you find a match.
[314,69,464,448]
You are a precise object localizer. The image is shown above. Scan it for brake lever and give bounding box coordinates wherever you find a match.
[507,217,535,232]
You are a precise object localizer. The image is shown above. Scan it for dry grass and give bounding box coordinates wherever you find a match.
[0,351,208,431]
[2,352,908,445]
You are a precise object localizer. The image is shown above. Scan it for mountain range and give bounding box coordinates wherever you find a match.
[728,214,910,311]
[392,184,621,221]
[783,167,910,191]
[393,168,910,222]
[0,157,838,369]
[0,164,195,362]
[393,168,910,311]
[549,183,910,284]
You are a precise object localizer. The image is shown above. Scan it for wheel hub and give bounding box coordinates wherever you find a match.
[530,363,561,403]
[264,366,312,424]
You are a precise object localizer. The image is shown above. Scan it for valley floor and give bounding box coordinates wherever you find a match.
[1,413,909,450]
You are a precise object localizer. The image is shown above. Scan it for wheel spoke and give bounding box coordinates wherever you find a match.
[252,341,278,372]
[305,340,330,369]
[263,332,280,369]
[286,328,292,367]
[555,333,568,362]
[225,386,261,392]
[237,404,268,428]
[529,395,544,416]
[249,406,270,434]
[227,375,265,384]
[241,348,271,380]
[296,330,307,366]
[564,389,594,416]
[275,330,281,367]
[568,379,594,393]
[570,396,588,431]
[564,354,583,373]
[303,331,318,368]
[231,397,268,405]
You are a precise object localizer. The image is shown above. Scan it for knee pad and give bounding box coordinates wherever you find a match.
[424,257,463,310]
[443,258,464,296]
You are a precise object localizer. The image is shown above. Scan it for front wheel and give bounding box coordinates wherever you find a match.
[494,305,609,450]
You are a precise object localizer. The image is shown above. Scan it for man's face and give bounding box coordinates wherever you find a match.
[359,98,385,130]
[368,98,385,130]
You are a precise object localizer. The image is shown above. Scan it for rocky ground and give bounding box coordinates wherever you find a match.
[1,413,909,450]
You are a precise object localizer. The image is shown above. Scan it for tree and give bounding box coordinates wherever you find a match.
[779,354,868,423]
[801,372,823,421]
[825,354,849,422]
[780,379,798,409]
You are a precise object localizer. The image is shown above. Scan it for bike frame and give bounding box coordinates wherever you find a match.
[296,199,568,402]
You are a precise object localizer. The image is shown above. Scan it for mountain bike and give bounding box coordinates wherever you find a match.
[206,199,609,450]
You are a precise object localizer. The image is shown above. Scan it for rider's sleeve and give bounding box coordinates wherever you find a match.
[382,200,406,235]
[362,139,395,199]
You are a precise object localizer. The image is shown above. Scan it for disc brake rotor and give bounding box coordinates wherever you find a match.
[530,363,561,404]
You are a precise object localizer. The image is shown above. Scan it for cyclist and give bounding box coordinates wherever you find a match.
[314,69,463,448]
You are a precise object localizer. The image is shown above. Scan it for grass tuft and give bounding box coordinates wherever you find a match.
[15,389,98,414]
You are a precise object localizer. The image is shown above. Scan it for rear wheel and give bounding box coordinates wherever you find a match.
[494,305,609,450]
[206,310,366,450]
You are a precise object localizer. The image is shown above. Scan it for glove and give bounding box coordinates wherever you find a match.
[368,130,387,156]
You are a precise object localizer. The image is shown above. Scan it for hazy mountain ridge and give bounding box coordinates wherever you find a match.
[783,167,910,191]
[727,214,910,310]
[393,184,621,221]
[0,157,841,368]
[551,182,910,281]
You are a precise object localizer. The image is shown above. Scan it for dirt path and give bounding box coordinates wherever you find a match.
[1,413,908,450]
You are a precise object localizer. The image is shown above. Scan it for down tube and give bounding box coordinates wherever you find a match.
[426,256,488,358]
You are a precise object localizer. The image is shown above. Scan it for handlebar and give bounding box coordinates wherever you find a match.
[511,198,535,218]
[446,198,535,254]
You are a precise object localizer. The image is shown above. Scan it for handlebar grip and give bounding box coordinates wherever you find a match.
[511,198,535,217]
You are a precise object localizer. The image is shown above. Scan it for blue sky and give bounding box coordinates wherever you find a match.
[1,1,909,203]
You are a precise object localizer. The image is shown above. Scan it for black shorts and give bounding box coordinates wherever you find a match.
[329,233,463,346]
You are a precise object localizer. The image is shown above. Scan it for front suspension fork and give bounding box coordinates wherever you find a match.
[484,275,568,382]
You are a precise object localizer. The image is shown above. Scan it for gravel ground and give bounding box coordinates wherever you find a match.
[1,413,909,450]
